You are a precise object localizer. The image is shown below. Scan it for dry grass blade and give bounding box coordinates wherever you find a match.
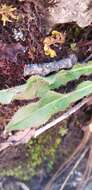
[34,96,92,137]
[77,134,92,190]
[59,146,89,190]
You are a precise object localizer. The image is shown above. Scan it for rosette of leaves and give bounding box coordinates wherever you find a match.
[0,61,92,131]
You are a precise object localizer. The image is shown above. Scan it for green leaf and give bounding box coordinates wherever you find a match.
[0,76,49,104]
[7,81,92,131]
[0,62,92,104]
[46,61,92,89]
[0,85,25,104]
[16,75,49,100]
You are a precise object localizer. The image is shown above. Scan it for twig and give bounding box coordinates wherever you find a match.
[78,40,92,48]
[77,133,92,190]
[83,54,92,62]
[59,147,89,190]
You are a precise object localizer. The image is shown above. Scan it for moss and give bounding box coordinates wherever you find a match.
[0,122,68,180]
[0,166,30,180]
[26,121,68,173]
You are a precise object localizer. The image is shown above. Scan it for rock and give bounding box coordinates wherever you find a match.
[48,0,92,28]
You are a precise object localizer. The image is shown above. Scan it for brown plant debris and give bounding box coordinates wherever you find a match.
[0,4,18,26]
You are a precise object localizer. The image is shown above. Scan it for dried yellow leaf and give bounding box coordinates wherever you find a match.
[0,4,18,26]
[52,30,61,35]
[45,47,56,58]
[43,30,65,58]
[51,30,65,44]
[44,44,49,51]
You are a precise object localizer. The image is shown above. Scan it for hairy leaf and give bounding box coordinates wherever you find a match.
[16,75,49,100]
[0,85,25,104]
[7,81,92,131]
[46,61,92,89]
[0,62,92,104]
[0,76,49,104]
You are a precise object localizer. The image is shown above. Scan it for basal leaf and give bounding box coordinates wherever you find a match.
[46,61,92,89]
[7,81,92,131]
[16,75,49,100]
[0,61,92,104]
[0,85,25,104]
[0,75,49,104]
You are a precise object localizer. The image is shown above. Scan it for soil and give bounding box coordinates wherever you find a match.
[0,0,92,190]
